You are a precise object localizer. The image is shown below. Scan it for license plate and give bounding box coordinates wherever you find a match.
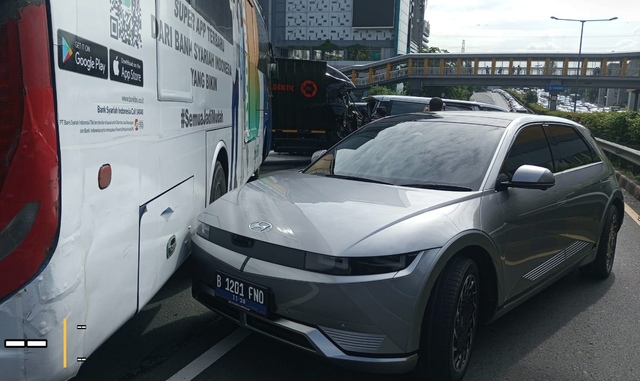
[215,272,269,316]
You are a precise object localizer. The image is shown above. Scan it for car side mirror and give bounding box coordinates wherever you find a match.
[496,165,555,191]
[311,149,326,162]
[270,62,278,80]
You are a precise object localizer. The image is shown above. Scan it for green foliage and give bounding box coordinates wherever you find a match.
[507,89,640,148]
[421,86,472,101]
[402,82,411,96]
[524,90,538,104]
[368,85,400,96]
[418,46,450,54]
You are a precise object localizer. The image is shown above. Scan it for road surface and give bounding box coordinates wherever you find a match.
[471,91,511,110]
[73,152,640,381]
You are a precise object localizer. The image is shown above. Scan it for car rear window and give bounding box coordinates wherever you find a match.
[390,101,429,115]
[305,116,505,190]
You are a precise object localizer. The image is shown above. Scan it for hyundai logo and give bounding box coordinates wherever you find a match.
[249,221,272,233]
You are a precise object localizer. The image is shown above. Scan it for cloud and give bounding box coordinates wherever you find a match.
[613,39,640,50]
[522,41,564,52]
[424,0,640,53]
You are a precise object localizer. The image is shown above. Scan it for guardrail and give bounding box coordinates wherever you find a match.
[596,138,640,176]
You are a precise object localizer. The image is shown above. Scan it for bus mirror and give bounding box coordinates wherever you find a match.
[270,62,278,79]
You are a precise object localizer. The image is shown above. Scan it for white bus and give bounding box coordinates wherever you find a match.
[0,0,272,380]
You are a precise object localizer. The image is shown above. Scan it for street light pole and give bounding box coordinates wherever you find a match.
[550,16,618,113]
[575,21,585,113]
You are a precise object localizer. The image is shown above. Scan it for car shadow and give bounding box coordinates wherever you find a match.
[147,255,196,303]
[466,270,616,380]
[72,301,226,381]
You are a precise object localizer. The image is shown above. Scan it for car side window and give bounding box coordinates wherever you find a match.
[501,125,554,179]
[545,125,598,173]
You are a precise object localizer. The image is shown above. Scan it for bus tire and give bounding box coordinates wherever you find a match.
[210,161,227,204]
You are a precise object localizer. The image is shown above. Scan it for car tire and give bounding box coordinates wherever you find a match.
[416,256,480,381]
[580,206,619,279]
[209,161,227,204]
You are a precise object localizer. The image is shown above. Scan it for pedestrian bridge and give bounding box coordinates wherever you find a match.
[339,52,640,90]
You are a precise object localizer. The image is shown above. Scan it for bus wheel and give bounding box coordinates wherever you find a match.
[210,161,227,204]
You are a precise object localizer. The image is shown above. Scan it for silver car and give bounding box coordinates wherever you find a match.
[191,112,623,381]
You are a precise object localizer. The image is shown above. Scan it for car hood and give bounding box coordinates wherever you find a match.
[200,171,479,256]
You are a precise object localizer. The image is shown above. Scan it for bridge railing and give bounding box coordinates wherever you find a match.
[596,138,640,176]
[344,52,640,87]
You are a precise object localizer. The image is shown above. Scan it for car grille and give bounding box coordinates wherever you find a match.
[246,315,316,352]
[321,327,386,353]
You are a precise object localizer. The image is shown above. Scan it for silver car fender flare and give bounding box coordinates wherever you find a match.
[406,229,503,353]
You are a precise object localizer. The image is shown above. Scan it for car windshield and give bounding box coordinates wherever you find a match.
[304,115,505,191]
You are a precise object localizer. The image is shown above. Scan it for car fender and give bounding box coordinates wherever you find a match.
[406,229,503,352]
[597,186,624,240]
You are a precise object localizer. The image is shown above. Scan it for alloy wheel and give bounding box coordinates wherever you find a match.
[452,273,478,373]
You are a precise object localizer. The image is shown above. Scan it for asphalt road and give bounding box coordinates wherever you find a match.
[470,91,511,110]
[73,152,640,381]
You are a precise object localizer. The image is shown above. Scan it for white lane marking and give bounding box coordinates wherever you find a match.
[4,340,25,348]
[625,203,640,227]
[166,328,251,381]
[26,340,47,347]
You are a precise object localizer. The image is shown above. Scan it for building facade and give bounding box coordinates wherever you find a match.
[257,0,430,63]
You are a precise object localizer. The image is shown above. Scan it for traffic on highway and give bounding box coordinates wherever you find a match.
[2,1,639,381]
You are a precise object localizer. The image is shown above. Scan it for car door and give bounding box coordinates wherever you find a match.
[490,124,574,302]
[543,124,609,255]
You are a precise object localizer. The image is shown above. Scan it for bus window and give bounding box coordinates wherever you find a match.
[191,0,234,43]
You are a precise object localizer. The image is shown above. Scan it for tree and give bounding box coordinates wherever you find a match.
[421,86,472,101]
[418,46,450,54]
[316,39,340,60]
[368,85,400,96]
[524,90,538,104]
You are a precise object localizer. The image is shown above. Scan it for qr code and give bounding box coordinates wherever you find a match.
[110,0,142,49]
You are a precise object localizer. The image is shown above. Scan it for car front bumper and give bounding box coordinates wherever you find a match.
[190,234,437,374]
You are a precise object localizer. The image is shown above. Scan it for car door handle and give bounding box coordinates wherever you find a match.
[599,179,611,187]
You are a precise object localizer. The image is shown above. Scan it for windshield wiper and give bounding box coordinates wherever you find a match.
[326,174,394,185]
[398,183,473,191]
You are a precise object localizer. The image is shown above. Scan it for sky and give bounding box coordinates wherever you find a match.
[424,0,640,53]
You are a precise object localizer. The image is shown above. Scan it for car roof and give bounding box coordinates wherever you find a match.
[363,95,508,111]
[376,111,586,130]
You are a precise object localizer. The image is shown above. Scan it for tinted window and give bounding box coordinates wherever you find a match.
[305,116,506,190]
[191,0,233,43]
[445,104,476,111]
[545,125,597,172]
[390,101,429,115]
[256,10,270,74]
[502,125,553,179]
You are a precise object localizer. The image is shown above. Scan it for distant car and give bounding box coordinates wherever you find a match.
[363,95,509,119]
[191,112,623,381]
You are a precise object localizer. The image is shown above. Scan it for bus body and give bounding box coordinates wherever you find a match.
[0,1,271,380]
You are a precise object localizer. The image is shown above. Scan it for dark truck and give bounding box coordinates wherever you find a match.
[270,58,359,153]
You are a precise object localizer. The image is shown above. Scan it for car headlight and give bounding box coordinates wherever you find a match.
[196,222,210,239]
[304,252,419,276]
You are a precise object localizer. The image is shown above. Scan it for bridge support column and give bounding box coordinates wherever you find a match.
[628,90,640,111]
[598,89,606,106]
[407,79,422,96]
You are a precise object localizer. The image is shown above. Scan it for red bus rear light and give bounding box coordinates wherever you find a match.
[0,18,23,193]
[0,4,60,302]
